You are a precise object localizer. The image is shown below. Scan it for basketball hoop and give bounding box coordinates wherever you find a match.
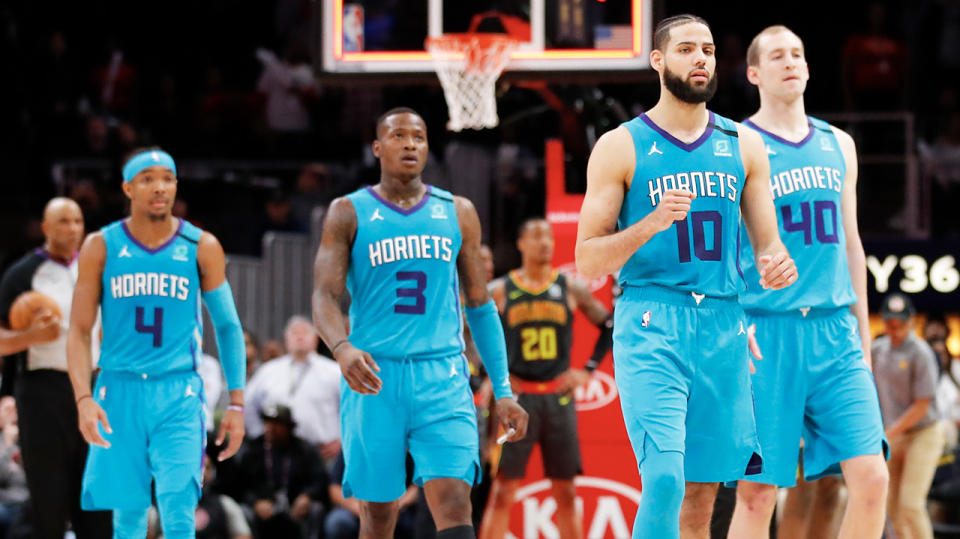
[425,33,518,132]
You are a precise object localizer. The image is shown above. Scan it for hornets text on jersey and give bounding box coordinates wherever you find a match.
[346,185,464,360]
[618,111,746,297]
[99,218,203,374]
[739,117,855,312]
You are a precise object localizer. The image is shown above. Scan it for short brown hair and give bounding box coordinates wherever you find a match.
[746,25,803,66]
[653,14,710,52]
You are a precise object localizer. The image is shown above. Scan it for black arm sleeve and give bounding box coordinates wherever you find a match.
[584,314,613,373]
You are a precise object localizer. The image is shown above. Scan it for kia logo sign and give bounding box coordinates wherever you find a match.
[557,262,609,293]
[574,370,618,412]
[507,476,641,539]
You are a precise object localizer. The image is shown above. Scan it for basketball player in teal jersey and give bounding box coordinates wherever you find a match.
[67,148,247,538]
[312,108,528,539]
[576,15,797,539]
[728,26,888,539]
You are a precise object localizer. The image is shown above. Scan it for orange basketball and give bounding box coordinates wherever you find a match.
[8,291,61,330]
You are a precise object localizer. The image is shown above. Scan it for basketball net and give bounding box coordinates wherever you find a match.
[425,34,518,132]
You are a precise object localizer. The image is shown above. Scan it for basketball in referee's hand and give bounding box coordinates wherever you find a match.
[8,291,62,330]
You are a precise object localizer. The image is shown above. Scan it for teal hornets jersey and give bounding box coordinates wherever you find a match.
[739,117,856,312]
[618,111,746,297]
[346,185,464,360]
[99,218,203,373]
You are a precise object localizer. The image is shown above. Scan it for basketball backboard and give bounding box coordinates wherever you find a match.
[321,0,651,74]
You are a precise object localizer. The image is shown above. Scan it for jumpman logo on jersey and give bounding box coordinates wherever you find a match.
[449,363,458,378]
[370,209,384,222]
[118,245,132,258]
[766,145,777,156]
[648,141,663,156]
[508,289,524,300]
[691,292,705,306]
[738,321,746,335]
[799,307,812,318]
[184,385,196,398]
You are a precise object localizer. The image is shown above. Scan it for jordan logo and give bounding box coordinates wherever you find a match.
[118,245,132,258]
[766,145,777,155]
[691,292,705,306]
[799,307,811,317]
[738,322,747,335]
[449,364,458,378]
[370,209,384,222]
[99,386,107,401]
[648,142,663,156]
[185,385,196,398]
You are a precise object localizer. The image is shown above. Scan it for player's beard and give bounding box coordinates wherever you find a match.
[664,65,718,104]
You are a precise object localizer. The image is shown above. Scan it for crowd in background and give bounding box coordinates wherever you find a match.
[3,1,960,272]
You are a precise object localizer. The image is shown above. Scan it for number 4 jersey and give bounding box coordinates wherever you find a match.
[99,218,203,374]
[739,117,856,312]
[346,185,464,360]
[618,111,745,297]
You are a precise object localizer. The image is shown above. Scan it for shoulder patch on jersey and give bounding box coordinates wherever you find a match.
[713,138,732,157]
[172,244,189,262]
[430,203,448,219]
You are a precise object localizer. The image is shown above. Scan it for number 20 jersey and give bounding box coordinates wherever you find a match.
[99,218,203,374]
[346,185,464,360]
[618,111,746,297]
[739,117,856,312]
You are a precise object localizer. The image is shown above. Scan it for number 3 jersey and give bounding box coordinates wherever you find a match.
[502,271,573,382]
[99,218,203,374]
[346,185,464,360]
[739,117,856,312]
[618,111,746,297]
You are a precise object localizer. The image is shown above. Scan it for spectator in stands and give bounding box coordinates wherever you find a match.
[245,316,341,462]
[325,450,418,539]
[841,2,907,111]
[243,329,261,381]
[89,39,136,115]
[199,353,226,434]
[0,396,27,538]
[261,339,284,363]
[239,404,326,539]
[81,115,112,158]
[255,41,318,157]
[873,293,946,539]
[289,163,334,230]
[933,335,960,449]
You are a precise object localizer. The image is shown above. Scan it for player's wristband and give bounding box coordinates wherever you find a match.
[464,300,513,401]
[331,339,350,356]
[227,404,244,414]
[202,281,246,391]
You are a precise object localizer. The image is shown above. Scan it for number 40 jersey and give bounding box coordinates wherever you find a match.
[99,218,204,374]
[739,117,856,312]
[346,185,465,360]
[617,111,746,297]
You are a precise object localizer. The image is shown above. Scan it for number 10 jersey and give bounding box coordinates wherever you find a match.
[346,185,465,360]
[617,111,746,297]
[99,218,203,374]
[739,116,855,312]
